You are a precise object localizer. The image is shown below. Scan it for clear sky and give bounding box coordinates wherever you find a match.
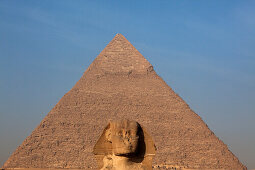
[0,0,254,169]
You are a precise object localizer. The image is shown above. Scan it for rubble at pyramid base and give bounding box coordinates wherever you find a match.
[0,166,232,170]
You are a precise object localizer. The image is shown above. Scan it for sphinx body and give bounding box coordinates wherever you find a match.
[100,154,145,170]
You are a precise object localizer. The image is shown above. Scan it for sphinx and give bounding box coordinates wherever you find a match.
[93,119,156,170]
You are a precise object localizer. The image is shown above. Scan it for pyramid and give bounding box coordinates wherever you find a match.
[3,34,246,170]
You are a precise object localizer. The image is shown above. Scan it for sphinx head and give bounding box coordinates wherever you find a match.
[105,119,139,156]
[93,119,156,170]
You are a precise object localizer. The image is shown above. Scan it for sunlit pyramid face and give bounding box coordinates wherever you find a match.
[106,119,139,156]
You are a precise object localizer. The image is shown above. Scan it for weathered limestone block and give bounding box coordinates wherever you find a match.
[93,119,156,170]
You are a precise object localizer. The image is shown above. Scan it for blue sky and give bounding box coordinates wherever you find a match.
[0,0,255,169]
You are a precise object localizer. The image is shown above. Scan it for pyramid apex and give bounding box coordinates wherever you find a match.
[89,34,153,75]
[115,33,123,36]
[112,33,129,42]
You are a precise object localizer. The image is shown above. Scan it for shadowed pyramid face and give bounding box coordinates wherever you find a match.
[106,120,139,156]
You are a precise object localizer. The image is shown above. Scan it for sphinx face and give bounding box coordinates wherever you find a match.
[107,120,139,156]
[94,119,156,170]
